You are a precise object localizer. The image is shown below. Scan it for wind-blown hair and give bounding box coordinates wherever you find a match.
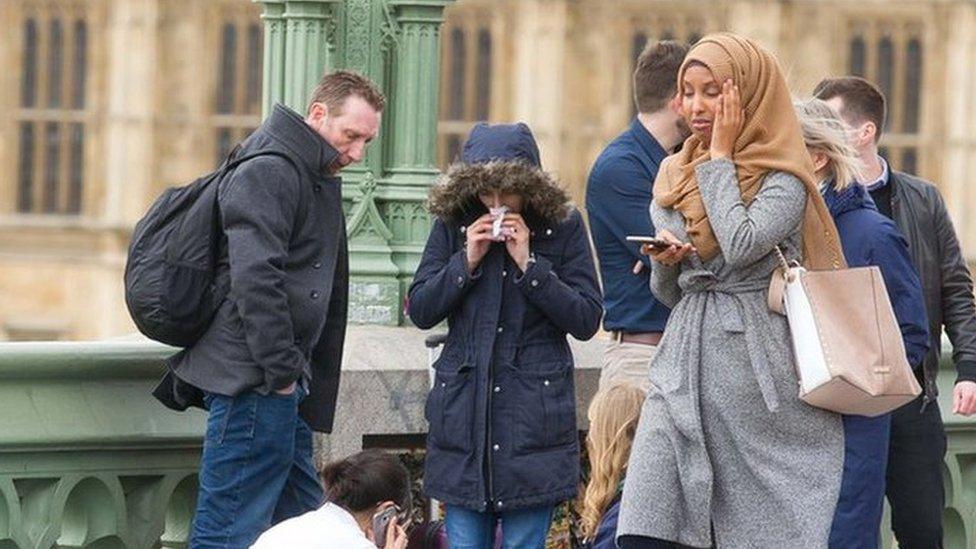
[794,97,864,190]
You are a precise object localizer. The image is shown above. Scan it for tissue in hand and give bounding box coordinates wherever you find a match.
[490,206,510,241]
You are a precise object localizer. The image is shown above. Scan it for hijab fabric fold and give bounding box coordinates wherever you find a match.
[653,33,846,271]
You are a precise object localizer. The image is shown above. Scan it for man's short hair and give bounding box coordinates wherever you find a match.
[633,40,689,114]
[307,70,386,115]
[813,76,886,142]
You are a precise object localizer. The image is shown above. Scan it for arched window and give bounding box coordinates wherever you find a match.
[876,36,894,132]
[903,38,922,134]
[48,19,63,108]
[475,28,492,121]
[212,12,263,166]
[246,23,263,115]
[22,19,38,108]
[448,28,466,121]
[72,20,87,109]
[848,36,866,76]
[217,24,237,115]
[16,13,89,215]
[437,9,495,168]
[845,22,926,177]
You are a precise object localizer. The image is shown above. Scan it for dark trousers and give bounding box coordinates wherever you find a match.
[885,395,947,549]
[828,413,892,549]
[190,386,324,548]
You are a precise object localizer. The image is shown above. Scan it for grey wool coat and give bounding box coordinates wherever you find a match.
[616,159,844,548]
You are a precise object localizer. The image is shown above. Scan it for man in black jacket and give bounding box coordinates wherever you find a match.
[177,71,384,548]
[815,76,976,549]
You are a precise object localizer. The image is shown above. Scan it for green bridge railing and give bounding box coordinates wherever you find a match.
[0,337,973,548]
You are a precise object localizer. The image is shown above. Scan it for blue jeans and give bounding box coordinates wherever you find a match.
[189,387,324,548]
[445,504,554,549]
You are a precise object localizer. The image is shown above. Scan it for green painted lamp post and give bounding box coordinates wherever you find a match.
[254,0,455,326]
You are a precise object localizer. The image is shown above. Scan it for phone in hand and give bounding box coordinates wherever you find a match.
[626,235,672,250]
[372,505,399,548]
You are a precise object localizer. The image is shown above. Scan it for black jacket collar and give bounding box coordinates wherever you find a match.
[262,103,340,176]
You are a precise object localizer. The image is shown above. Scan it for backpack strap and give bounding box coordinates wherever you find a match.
[217,149,310,238]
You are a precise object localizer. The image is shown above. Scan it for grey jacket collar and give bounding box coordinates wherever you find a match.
[263,103,339,176]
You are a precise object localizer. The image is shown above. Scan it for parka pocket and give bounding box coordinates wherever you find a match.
[511,363,576,453]
[425,363,475,453]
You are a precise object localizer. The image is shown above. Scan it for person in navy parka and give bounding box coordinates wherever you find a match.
[408,122,602,548]
[795,99,929,549]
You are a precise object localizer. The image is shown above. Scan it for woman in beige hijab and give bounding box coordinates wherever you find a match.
[615,34,846,549]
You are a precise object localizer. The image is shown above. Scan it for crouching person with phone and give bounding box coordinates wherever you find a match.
[251,449,411,549]
[408,122,603,548]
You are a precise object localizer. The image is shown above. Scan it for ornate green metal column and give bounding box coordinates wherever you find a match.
[254,0,455,325]
[283,0,344,110]
[386,1,452,184]
[258,0,287,114]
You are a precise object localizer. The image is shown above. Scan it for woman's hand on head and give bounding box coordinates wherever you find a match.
[709,79,745,160]
[640,229,696,266]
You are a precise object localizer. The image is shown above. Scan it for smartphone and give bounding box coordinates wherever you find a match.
[372,505,398,548]
[626,235,672,249]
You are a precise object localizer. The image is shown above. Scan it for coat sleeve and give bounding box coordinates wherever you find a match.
[513,210,603,340]
[407,217,480,329]
[868,223,930,368]
[696,159,807,269]
[219,156,308,391]
[586,158,656,269]
[648,202,683,308]
[930,188,976,382]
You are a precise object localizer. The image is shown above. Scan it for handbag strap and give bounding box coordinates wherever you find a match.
[768,245,797,315]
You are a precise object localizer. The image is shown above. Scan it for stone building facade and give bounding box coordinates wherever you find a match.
[1,0,975,340]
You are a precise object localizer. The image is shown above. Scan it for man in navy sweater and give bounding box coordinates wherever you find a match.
[585,41,689,391]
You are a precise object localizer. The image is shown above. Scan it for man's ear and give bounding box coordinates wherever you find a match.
[862,121,878,146]
[306,101,329,125]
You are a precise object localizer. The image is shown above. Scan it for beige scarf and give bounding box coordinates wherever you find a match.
[654,33,846,271]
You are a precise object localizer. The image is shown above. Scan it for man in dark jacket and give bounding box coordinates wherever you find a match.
[816,76,976,549]
[408,123,602,548]
[585,40,689,392]
[176,71,384,548]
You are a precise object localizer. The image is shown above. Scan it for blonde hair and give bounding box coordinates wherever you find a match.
[794,97,864,190]
[578,384,646,541]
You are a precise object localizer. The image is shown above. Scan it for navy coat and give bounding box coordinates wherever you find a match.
[822,182,929,548]
[408,123,602,513]
[591,497,621,549]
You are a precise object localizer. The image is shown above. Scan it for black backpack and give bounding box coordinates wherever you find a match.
[124,150,294,347]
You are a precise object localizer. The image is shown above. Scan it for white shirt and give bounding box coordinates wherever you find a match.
[864,155,890,190]
[250,502,375,549]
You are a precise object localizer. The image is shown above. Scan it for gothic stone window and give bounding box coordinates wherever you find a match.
[16,6,90,215]
[438,9,494,168]
[212,11,263,166]
[846,20,925,176]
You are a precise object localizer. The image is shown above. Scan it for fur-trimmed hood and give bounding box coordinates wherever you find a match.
[426,122,572,225]
[427,160,573,225]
